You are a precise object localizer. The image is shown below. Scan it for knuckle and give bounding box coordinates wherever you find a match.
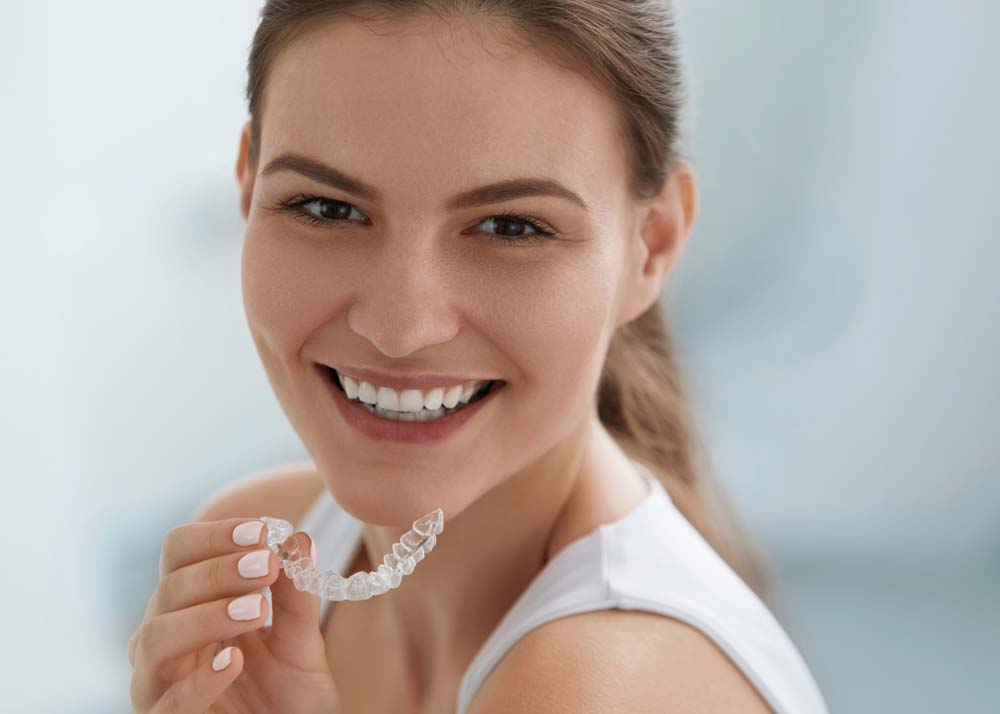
[154,572,175,612]
[128,626,143,668]
[128,673,146,712]
[197,600,219,634]
[134,618,157,656]
[146,590,162,621]
[207,523,225,555]
[209,555,229,591]
[159,526,184,574]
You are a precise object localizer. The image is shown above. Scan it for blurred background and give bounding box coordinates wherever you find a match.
[1,1,997,711]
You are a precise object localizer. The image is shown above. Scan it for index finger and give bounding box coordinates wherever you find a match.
[159,518,270,578]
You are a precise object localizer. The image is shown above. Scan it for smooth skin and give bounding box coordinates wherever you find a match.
[129,9,771,714]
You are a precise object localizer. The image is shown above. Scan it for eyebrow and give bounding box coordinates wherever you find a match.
[261,152,589,212]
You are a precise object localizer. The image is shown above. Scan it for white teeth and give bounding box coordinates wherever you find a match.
[376,386,400,411]
[357,381,378,404]
[424,387,444,410]
[442,384,463,408]
[334,369,493,414]
[398,389,426,413]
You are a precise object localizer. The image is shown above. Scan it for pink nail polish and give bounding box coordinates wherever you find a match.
[232,521,264,547]
[228,593,263,621]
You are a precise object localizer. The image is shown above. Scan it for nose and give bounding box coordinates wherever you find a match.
[346,237,461,359]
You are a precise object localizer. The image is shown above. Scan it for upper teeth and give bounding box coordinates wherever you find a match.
[336,372,490,412]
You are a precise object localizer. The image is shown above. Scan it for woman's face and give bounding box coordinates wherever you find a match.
[238,15,660,522]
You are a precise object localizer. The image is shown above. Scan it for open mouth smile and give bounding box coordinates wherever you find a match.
[318,364,505,444]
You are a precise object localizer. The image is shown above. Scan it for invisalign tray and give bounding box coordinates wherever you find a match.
[258,508,444,601]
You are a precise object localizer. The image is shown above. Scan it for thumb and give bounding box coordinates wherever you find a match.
[267,531,326,663]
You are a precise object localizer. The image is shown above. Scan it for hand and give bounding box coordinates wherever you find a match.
[128,518,341,713]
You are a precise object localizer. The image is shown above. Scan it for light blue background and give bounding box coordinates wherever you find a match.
[1,1,996,711]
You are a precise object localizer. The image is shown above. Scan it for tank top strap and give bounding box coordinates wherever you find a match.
[454,461,658,713]
[455,461,829,714]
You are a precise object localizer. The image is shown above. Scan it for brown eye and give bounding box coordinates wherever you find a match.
[471,210,555,246]
[274,194,370,228]
[479,216,538,239]
[301,197,366,223]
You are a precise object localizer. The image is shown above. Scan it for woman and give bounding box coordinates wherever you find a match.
[129,1,829,712]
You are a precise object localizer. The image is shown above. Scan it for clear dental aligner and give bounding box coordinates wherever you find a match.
[258,508,444,601]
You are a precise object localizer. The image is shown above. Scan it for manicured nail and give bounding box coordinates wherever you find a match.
[228,593,262,621]
[237,549,271,579]
[212,646,233,671]
[310,537,317,563]
[232,521,264,547]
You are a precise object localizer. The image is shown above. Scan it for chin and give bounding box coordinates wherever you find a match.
[319,466,453,529]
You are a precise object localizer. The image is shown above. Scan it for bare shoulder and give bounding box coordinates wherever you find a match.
[467,609,773,714]
[191,458,325,524]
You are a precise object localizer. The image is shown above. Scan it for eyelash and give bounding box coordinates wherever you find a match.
[271,193,556,246]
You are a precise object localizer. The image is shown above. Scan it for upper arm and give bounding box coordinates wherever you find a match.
[191,458,323,524]
[466,610,773,714]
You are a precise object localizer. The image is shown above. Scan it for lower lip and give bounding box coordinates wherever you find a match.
[318,365,504,444]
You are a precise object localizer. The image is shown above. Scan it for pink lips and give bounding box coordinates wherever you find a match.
[319,364,503,444]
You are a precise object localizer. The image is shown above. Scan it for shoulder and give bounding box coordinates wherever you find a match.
[467,609,772,714]
[191,458,324,524]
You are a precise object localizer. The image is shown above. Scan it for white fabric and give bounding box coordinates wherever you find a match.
[296,460,829,713]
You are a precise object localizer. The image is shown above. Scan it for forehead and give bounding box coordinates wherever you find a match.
[259,14,628,213]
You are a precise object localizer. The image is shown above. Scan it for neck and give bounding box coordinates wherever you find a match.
[354,412,642,692]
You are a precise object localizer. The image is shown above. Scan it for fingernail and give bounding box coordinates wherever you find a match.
[212,646,233,672]
[237,549,271,579]
[228,593,262,621]
[232,521,264,547]
[310,537,318,564]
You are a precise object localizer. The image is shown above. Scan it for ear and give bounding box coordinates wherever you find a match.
[235,119,255,221]
[614,159,698,328]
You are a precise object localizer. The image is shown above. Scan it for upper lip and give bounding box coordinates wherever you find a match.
[323,363,501,391]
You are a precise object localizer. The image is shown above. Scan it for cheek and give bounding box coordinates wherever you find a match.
[241,227,351,361]
[481,247,619,415]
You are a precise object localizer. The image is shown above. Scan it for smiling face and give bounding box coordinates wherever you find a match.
[237,14,660,523]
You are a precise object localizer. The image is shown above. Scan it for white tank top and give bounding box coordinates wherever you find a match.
[293,459,829,714]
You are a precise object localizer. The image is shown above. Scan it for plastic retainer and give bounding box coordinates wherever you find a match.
[258,508,444,601]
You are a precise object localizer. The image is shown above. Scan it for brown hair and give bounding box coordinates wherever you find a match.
[243,0,773,599]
